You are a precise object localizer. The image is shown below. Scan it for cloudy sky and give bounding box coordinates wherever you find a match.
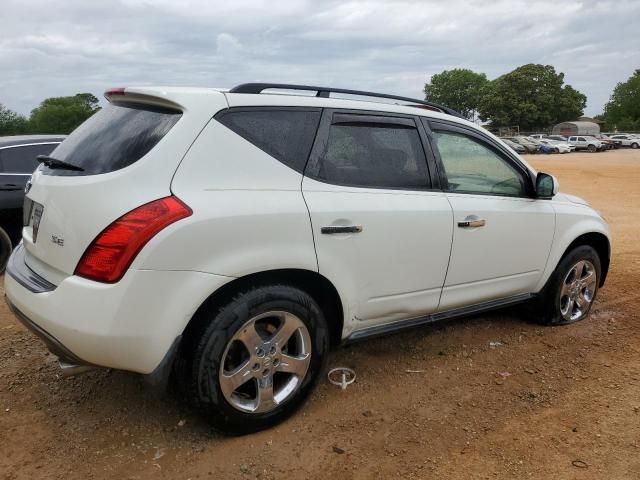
[1,0,638,116]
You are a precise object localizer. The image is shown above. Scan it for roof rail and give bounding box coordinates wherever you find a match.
[228,83,464,118]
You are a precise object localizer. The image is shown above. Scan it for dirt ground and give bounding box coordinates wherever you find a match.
[1,149,639,479]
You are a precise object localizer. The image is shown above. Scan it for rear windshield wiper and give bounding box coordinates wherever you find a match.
[37,155,84,172]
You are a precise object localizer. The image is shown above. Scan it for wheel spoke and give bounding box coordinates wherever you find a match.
[562,297,575,320]
[220,360,254,398]
[560,280,572,297]
[236,323,264,353]
[271,313,302,347]
[573,261,585,280]
[575,295,585,310]
[276,352,311,377]
[582,270,597,290]
[254,378,276,413]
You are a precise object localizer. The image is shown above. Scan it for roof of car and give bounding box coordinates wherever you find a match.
[0,135,66,148]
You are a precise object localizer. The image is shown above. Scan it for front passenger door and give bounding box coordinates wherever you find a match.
[426,121,555,311]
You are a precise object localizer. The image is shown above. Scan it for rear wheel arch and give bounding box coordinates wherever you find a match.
[180,268,345,354]
[557,232,610,287]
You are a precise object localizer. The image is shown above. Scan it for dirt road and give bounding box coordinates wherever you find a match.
[1,149,639,479]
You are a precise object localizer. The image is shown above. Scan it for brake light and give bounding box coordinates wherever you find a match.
[105,87,125,97]
[75,196,192,283]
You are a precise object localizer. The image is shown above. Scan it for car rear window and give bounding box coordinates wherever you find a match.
[216,108,321,173]
[42,103,182,176]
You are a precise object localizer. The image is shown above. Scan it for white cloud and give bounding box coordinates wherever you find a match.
[1,0,638,116]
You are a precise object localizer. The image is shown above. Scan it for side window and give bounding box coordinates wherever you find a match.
[0,144,57,174]
[316,118,430,189]
[216,109,321,173]
[578,137,586,142]
[432,130,527,197]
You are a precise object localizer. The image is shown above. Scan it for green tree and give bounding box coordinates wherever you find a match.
[0,103,29,135]
[424,69,488,119]
[603,69,640,131]
[478,64,586,130]
[29,93,100,134]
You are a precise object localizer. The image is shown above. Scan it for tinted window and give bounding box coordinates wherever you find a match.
[43,103,182,176]
[0,144,57,173]
[217,109,321,173]
[433,130,526,196]
[316,120,429,189]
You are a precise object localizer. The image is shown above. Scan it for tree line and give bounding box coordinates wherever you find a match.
[424,64,640,131]
[1,67,639,136]
[0,93,100,136]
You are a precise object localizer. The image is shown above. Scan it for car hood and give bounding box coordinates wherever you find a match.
[555,192,590,206]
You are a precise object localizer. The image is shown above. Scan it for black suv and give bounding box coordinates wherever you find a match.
[0,135,65,270]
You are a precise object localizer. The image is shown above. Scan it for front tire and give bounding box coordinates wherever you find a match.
[535,245,601,325]
[588,144,597,153]
[632,142,639,149]
[183,285,329,435]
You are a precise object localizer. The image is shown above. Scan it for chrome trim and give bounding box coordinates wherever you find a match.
[0,142,61,150]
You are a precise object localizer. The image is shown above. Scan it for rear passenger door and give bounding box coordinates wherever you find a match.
[302,110,453,329]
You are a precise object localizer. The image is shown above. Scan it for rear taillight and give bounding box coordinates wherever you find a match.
[105,87,126,98]
[75,196,192,283]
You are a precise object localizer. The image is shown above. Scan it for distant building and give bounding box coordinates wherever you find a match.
[551,121,600,136]
[577,116,605,126]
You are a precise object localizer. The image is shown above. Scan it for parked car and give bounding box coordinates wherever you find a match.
[506,136,539,153]
[593,134,616,150]
[609,134,640,148]
[0,135,65,270]
[5,84,611,434]
[502,138,526,153]
[539,139,571,154]
[528,134,547,140]
[567,135,605,152]
[547,135,568,142]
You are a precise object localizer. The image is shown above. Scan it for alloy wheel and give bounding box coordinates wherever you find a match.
[219,311,312,413]
[559,260,597,322]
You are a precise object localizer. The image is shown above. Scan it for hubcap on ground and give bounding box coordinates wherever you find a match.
[559,260,597,322]
[219,311,312,413]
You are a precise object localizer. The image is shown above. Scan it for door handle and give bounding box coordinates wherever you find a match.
[458,216,486,228]
[0,184,22,191]
[321,225,363,234]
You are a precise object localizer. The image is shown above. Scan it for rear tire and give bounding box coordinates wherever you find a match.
[182,285,329,435]
[0,227,12,274]
[534,245,601,325]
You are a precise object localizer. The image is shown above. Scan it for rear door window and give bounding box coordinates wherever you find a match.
[0,144,58,174]
[42,103,182,176]
[215,108,321,173]
[311,114,430,190]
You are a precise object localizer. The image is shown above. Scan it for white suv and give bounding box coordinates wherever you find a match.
[567,135,605,152]
[5,83,611,434]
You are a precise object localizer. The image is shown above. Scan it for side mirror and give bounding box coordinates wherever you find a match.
[536,172,559,198]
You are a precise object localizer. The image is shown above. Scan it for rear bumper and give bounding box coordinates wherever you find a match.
[4,245,232,374]
[5,296,90,366]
